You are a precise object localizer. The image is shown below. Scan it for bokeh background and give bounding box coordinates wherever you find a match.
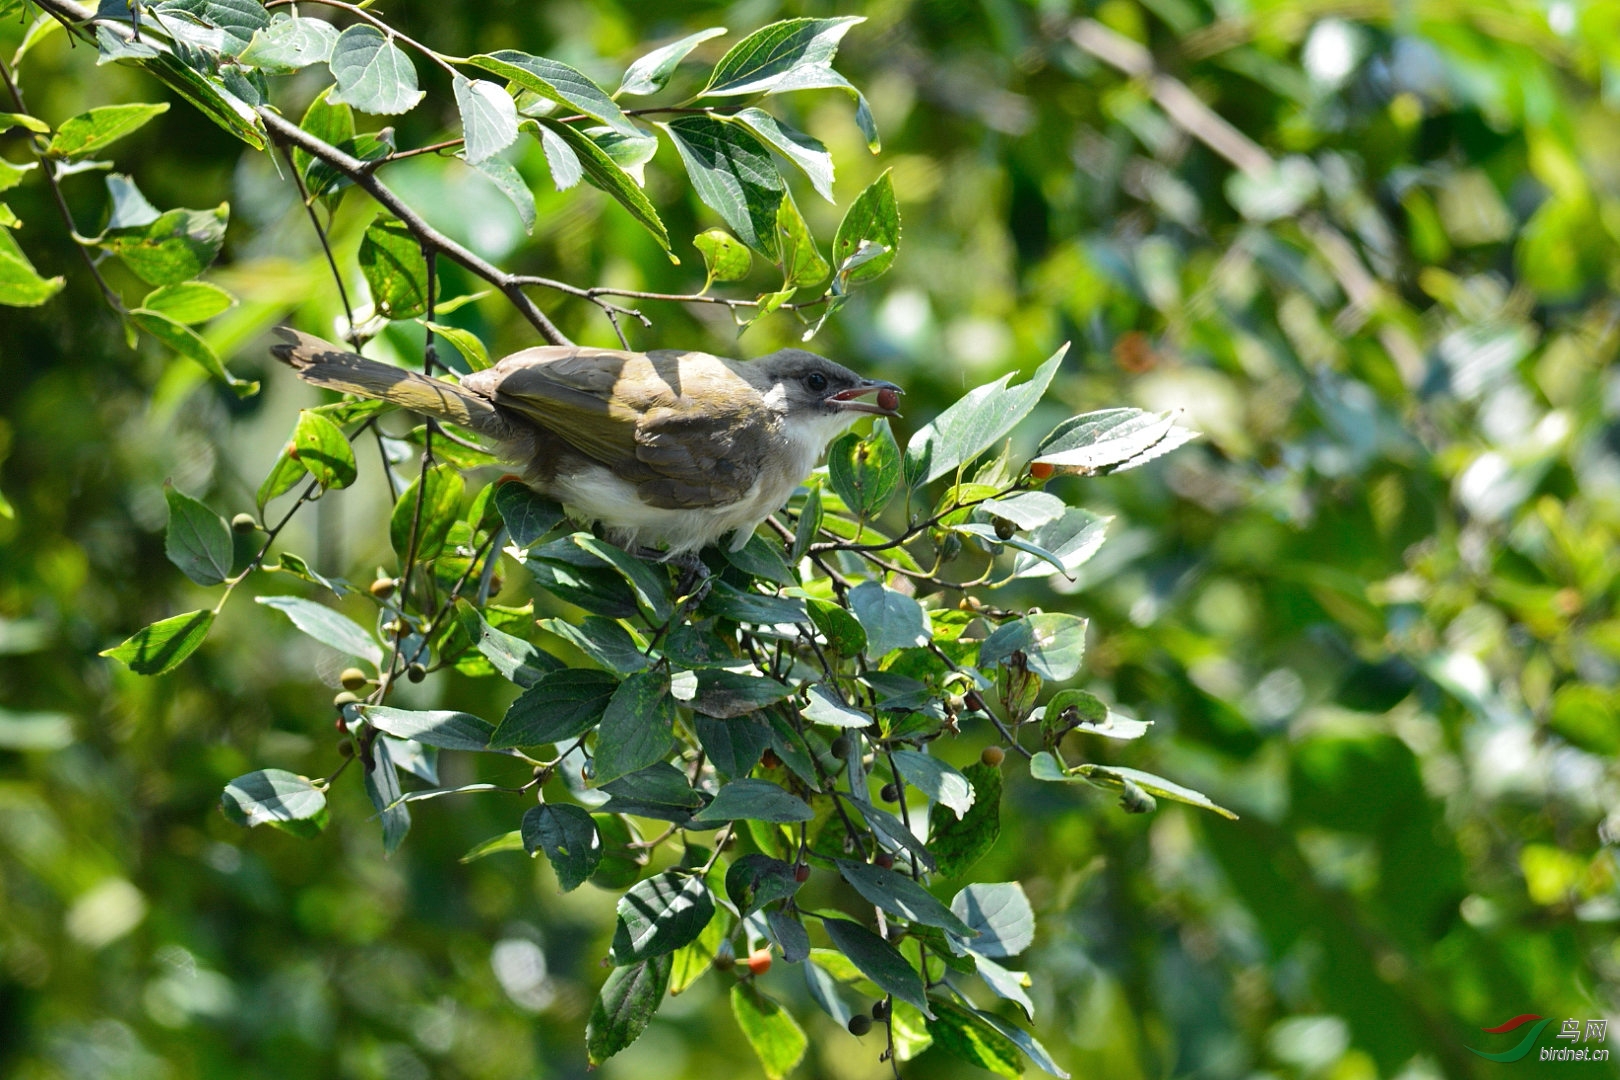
[2,0,1618,1077]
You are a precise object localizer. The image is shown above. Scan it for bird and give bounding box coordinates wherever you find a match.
[270,328,901,557]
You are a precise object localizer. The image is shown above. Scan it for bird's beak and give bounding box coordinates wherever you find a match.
[829,379,903,417]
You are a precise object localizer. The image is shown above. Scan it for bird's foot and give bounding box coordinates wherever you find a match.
[662,550,714,609]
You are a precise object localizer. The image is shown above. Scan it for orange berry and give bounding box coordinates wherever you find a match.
[1029,461,1055,480]
[747,949,772,976]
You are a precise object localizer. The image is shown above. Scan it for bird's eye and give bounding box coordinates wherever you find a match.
[804,371,829,392]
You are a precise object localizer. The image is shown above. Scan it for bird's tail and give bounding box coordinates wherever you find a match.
[270,327,516,440]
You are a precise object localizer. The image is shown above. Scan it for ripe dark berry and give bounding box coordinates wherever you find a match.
[871,998,891,1021]
[847,1014,873,1036]
[880,783,899,803]
[980,745,1006,767]
[794,862,811,883]
[831,735,853,759]
[964,691,986,713]
[713,939,736,971]
[407,663,426,683]
[876,387,900,413]
[747,949,772,976]
[874,851,895,870]
[993,516,1017,541]
[1029,461,1055,480]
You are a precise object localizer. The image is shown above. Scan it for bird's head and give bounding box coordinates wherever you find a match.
[750,350,902,446]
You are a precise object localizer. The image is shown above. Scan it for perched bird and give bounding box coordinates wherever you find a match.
[270,328,901,555]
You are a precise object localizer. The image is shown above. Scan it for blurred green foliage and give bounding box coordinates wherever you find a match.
[2,0,1619,1078]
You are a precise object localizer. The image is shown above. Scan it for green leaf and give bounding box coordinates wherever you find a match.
[236,14,338,73]
[360,706,495,752]
[1034,407,1200,475]
[571,535,673,623]
[527,557,639,619]
[388,463,464,561]
[721,532,793,585]
[618,27,727,96]
[972,1009,1070,1079]
[46,102,168,161]
[818,917,932,1017]
[1011,508,1108,579]
[702,582,810,625]
[140,281,235,324]
[599,763,703,821]
[979,613,1088,682]
[531,121,583,191]
[611,871,716,963]
[154,0,271,55]
[695,228,751,285]
[328,25,424,115]
[257,441,307,512]
[891,749,973,819]
[586,954,670,1066]
[691,670,794,719]
[453,75,519,165]
[100,609,214,676]
[692,778,813,824]
[831,169,899,287]
[255,595,383,665]
[904,343,1067,488]
[804,958,855,1025]
[774,188,829,290]
[472,155,537,233]
[421,321,491,371]
[949,881,1034,957]
[973,954,1035,1021]
[536,119,672,254]
[540,615,649,674]
[0,156,36,196]
[848,581,930,657]
[468,51,638,137]
[359,216,429,319]
[268,552,348,597]
[734,108,834,202]
[129,308,257,396]
[163,482,232,586]
[133,50,267,150]
[589,125,659,184]
[806,597,865,656]
[292,409,357,489]
[1043,689,1151,741]
[1030,753,1239,819]
[849,797,937,870]
[220,769,328,835]
[725,854,802,917]
[522,803,601,891]
[0,247,35,301]
[464,608,557,688]
[11,13,61,68]
[104,174,159,229]
[661,116,783,258]
[800,683,869,728]
[928,761,1000,878]
[732,984,808,1080]
[670,905,727,994]
[827,419,900,520]
[460,830,524,862]
[491,668,618,747]
[694,714,772,780]
[700,17,864,97]
[101,204,228,287]
[837,859,976,936]
[595,670,676,782]
[0,112,48,135]
[495,482,565,547]
[925,999,1024,1077]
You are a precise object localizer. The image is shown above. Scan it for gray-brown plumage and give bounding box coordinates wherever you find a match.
[270,328,900,554]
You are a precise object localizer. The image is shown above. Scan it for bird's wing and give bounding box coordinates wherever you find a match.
[632,400,770,509]
[472,347,654,468]
[475,348,769,509]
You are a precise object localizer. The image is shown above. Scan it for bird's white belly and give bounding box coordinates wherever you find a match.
[545,412,853,555]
